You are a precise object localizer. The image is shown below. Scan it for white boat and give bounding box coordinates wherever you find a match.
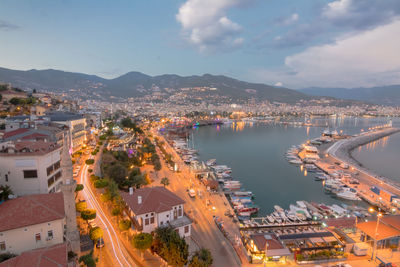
[274,205,284,212]
[233,191,253,197]
[336,189,361,201]
[267,216,275,223]
[206,159,217,166]
[289,159,303,165]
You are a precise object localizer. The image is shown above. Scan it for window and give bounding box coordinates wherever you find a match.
[48,176,55,187]
[144,218,149,226]
[160,221,163,226]
[54,171,62,181]
[178,207,182,217]
[46,165,53,176]
[0,241,5,251]
[35,233,41,242]
[47,230,53,240]
[173,209,177,220]
[184,225,189,234]
[53,161,61,171]
[5,174,8,182]
[150,216,155,224]
[24,170,38,179]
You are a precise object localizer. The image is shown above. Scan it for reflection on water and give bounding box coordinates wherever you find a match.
[190,116,399,214]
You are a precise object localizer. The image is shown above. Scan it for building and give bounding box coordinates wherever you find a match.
[0,243,68,267]
[357,215,400,250]
[47,112,87,152]
[0,140,62,196]
[121,186,192,238]
[245,233,291,263]
[0,193,65,255]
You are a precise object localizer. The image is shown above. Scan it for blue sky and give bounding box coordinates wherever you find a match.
[1,0,400,88]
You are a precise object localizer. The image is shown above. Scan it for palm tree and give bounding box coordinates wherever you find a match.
[132,233,153,260]
[0,185,13,201]
[160,177,170,188]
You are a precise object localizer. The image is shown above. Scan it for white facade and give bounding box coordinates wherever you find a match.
[128,204,191,238]
[0,147,62,196]
[54,118,86,152]
[0,219,65,255]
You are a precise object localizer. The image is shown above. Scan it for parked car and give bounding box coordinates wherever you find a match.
[96,237,105,248]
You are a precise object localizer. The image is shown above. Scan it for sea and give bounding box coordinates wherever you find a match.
[189,116,400,215]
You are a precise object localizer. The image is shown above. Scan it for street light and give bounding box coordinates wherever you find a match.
[369,207,383,261]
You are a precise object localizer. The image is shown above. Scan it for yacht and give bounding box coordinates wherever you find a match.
[206,159,217,166]
[289,159,303,165]
[336,189,361,201]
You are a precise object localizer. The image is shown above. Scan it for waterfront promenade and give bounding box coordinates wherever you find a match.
[319,127,400,211]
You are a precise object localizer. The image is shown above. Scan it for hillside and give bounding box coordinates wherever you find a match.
[300,85,400,106]
[0,67,311,103]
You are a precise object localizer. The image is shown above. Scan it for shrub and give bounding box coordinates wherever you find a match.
[88,169,93,173]
[89,227,103,241]
[118,219,131,231]
[90,174,99,182]
[85,159,95,165]
[76,201,87,212]
[94,179,108,188]
[111,207,121,216]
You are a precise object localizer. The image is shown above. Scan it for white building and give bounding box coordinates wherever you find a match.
[0,140,62,196]
[121,186,192,238]
[0,193,65,255]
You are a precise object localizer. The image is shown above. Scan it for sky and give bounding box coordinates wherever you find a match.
[1,0,400,89]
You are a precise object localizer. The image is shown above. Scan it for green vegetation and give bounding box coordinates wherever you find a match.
[76,201,87,212]
[120,117,143,134]
[89,227,103,241]
[0,185,13,201]
[152,227,188,267]
[0,253,16,263]
[78,251,98,267]
[156,139,175,167]
[189,248,213,267]
[81,209,97,228]
[118,219,131,231]
[85,159,95,165]
[132,233,153,259]
[107,164,127,185]
[94,179,108,188]
[160,177,170,188]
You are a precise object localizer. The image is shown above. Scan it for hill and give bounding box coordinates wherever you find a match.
[299,85,400,105]
[0,67,311,103]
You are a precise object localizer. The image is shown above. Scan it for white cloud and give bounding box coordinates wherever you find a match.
[248,19,400,88]
[176,0,247,52]
[323,0,351,19]
[283,13,299,25]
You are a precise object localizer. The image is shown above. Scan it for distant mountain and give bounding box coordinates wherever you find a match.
[0,67,311,103]
[299,85,400,105]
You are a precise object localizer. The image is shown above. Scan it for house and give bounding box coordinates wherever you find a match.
[0,193,66,255]
[121,186,192,238]
[245,233,291,263]
[0,140,62,196]
[0,243,68,267]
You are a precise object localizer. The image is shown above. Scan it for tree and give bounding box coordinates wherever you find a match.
[118,219,131,232]
[9,98,20,105]
[0,253,16,263]
[153,227,188,267]
[76,201,87,212]
[81,209,96,229]
[189,248,213,267]
[75,184,84,199]
[107,164,127,185]
[0,185,13,201]
[85,159,95,165]
[132,233,153,260]
[128,172,147,189]
[94,179,108,188]
[89,227,103,241]
[161,177,170,188]
[78,251,98,267]
[107,179,120,201]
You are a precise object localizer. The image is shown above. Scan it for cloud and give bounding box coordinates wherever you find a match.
[0,20,19,31]
[274,82,283,87]
[265,0,400,48]
[248,19,400,88]
[176,0,249,52]
[274,13,299,26]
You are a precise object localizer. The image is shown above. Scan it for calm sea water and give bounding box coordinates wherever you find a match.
[190,116,400,215]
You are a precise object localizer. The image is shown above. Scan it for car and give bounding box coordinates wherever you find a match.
[96,237,105,248]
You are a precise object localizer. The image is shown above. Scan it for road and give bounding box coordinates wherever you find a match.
[78,156,136,267]
[151,130,244,267]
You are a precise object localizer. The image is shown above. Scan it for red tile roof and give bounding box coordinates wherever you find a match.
[21,133,48,140]
[0,193,65,232]
[0,243,67,267]
[251,234,284,251]
[121,186,185,215]
[3,128,30,139]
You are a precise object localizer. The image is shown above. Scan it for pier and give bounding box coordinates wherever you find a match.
[320,127,400,211]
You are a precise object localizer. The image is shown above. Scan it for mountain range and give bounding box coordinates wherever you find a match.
[0,67,311,103]
[299,85,400,106]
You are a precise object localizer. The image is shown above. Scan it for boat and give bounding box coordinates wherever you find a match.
[336,189,361,201]
[233,191,253,197]
[289,159,303,165]
[238,211,252,217]
[206,159,217,166]
[237,207,259,214]
[267,215,275,223]
[274,205,284,212]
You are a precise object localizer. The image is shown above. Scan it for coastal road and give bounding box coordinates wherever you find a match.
[78,159,136,267]
[152,130,244,267]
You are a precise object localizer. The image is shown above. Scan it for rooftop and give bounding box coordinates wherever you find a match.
[0,193,65,232]
[357,221,400,241]
[47,112,84,122]
[0,243,67,267]
[121,186,185,215]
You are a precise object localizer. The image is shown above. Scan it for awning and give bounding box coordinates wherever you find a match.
[357,221,400,241]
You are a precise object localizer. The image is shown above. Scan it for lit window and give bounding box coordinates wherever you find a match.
[0,241,5,251]
[35,233,41,242]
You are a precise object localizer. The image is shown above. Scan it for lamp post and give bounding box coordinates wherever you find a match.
[369,207,382,261]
